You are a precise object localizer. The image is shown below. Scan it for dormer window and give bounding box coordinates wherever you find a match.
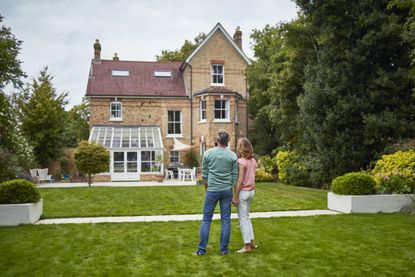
[112,70,129,77]
[110,101,122,120]
[211,64,224,85]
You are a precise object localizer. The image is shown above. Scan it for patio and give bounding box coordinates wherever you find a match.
[36,179,197,188]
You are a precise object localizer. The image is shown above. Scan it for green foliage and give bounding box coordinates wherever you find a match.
[0,179,40,204]
[18,67,68,167]
[0,93,35,182]
[64,98,90,147]
[258,155,277,174]
[255,169,274,182]
[184,149,199,168]
[371,150,415,182]
[156,33,206,61]
[377,175,415,194]
[0,15,26,89]
[331,172,376,195]
[383,138,415,154]
[276,151,301,183]
[74,141,109,186]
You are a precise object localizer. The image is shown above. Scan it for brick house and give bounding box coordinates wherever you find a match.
[86,23,251,181]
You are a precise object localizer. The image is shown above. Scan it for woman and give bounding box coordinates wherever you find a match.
[232,138,258,253]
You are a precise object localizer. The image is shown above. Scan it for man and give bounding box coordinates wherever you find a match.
[194,129,238,256]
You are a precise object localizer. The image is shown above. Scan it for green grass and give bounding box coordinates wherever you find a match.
[1,214,414,276]
[39,183,327,218]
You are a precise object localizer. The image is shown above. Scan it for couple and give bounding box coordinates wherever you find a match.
[194,129,257,256]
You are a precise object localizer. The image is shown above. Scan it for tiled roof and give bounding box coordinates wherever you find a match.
[86,60,187,97]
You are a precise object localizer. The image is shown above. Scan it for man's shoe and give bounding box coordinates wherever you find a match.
[194,249,205,256]
[220,251,228,256]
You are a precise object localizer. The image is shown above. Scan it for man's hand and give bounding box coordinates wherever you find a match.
[203,180,208,190]
[232,197,239,206]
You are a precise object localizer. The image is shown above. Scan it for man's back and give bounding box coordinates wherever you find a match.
[202,147,238,192]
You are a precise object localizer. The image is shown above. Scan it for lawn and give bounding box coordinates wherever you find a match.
[0,214,414,276]
[40,183,327,218]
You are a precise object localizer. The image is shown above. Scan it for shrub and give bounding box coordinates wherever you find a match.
[258,155,278,175]
[255,169,274,182]
[331,172,376,195]
[276,151,301,183]
[184,149,200,169]
[0,179,41,204]
[286,166,314,187]
[371,150,415,182]
[377,175,415,194]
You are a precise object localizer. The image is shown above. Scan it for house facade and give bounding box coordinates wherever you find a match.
[86,23,251,181]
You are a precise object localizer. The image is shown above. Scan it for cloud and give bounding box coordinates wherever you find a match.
[2,0,298,108]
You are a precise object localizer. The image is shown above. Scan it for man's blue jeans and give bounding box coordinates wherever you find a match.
[197,188,233,254]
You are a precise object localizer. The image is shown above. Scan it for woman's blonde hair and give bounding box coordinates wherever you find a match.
[237,138,253,159]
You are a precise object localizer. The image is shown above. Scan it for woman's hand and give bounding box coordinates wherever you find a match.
[232,197,239,206]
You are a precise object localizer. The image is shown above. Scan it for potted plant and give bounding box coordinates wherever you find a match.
[328,172,415,213]
[0,179,43,226]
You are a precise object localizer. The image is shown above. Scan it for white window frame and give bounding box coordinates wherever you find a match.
[167,110,182,137]
[211,64,224,86]
[169,150,180,163]
[199,98,207,123]
[213,98,230,122]
[110,101,122,121]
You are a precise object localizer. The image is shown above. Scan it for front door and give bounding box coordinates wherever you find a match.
[111,151,140,181]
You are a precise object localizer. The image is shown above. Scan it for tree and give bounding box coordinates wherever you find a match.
[64,97,90,147]
[295,0,415,183]
[19,67,68,167]
[74,141,109,186]
[0,14,26,89]
[156,33,206,61]
[0,15,34,181]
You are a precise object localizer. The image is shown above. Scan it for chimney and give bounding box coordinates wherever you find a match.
[93,39,101,63]
[233,26,242,50]
[113,53,119,61]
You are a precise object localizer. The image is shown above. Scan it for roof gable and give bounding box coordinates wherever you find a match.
[184,23,251,65]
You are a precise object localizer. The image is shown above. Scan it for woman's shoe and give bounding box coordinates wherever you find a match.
[236,247,252,254]
[251,244,259,249]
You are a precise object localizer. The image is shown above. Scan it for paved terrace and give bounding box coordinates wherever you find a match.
[37,179,197,188]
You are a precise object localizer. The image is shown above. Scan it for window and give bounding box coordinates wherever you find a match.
[141,151,162,172]
[110,102,122,120]
[199,99,206,121]
[170,150,180,163]
[112,70,129,77]
[167,111,181,135]
[214,99,230,121]
[211,64,224,85]
[154,71,171,77]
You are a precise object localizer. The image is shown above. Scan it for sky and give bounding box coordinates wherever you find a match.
[2,0,298,108]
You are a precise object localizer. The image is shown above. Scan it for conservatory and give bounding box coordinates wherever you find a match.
[89,125,164,181]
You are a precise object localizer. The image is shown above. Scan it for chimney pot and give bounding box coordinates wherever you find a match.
[93,39,101,63]
[233,26,242,50]
[113,53,119,61]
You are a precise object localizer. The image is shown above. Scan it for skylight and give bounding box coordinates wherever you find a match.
[154,71,171,77]
[112,70,130,77]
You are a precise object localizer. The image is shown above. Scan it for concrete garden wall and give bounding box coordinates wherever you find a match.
[328,192,415,213]
[0,199,43,226]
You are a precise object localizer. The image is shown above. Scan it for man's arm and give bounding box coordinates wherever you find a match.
[202,153,209,190]
[231,156,238,186]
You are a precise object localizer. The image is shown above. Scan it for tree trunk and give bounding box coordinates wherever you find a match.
[88,173,91,187]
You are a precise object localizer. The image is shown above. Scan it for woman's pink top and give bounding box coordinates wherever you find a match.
[238,157,257,191]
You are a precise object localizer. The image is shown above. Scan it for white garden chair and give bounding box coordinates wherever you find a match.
[38,168,52,183]
[164,169,174,180]
[177,168,184,181]
[30,169,38,182]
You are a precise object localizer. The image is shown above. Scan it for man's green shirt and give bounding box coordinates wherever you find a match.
[202,147,238,192]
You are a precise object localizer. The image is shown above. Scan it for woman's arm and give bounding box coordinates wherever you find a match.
[232,163,245,205]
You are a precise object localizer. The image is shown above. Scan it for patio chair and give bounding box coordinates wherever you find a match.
[38,168,52,183]
[164,169,174,180]
[30,169,38,182]
[182,168,195,182]
[177,168,184,181]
